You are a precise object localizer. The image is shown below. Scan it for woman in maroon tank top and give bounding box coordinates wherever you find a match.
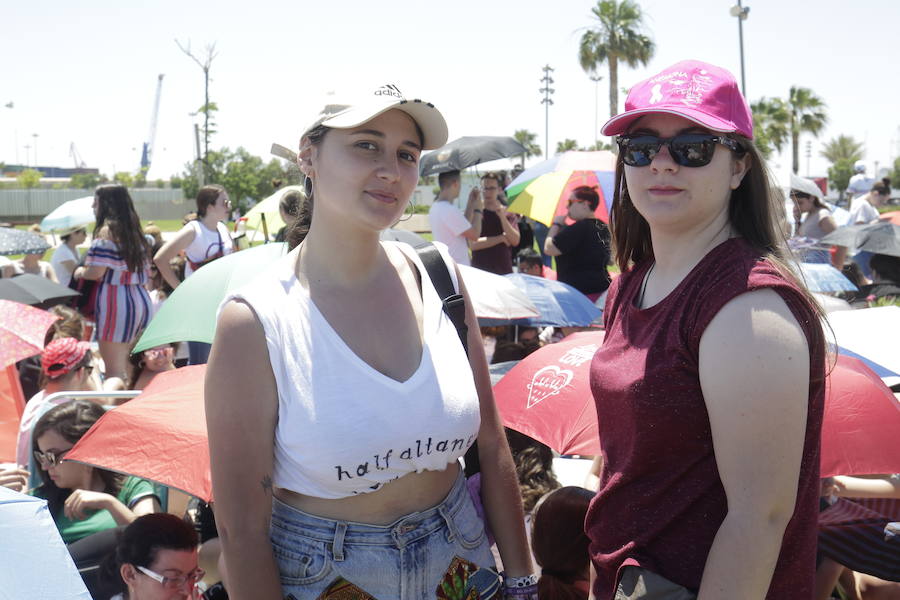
[584,60,826,600]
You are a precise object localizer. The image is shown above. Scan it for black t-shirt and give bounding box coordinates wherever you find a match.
[552,218,611,295]
[472,210,513,275]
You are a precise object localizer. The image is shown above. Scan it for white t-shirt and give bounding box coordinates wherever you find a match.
[50,244,80,287]
[848,196,879,225]
[847,174,873,199]
[429,200,472,266]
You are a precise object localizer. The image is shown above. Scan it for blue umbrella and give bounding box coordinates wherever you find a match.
[0,227,51,256]
[0,487,91,598]
[39,196,95,232]
[797,263,858,293]
[481,273,602,327]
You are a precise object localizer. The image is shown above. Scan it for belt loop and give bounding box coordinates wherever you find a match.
[438,504,459,544]
[332,522,347,562]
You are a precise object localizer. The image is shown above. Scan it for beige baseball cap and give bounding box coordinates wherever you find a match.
[303,84,449,150]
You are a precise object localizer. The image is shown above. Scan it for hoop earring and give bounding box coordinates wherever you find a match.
[396,195,416,222]
[303,176,313,200]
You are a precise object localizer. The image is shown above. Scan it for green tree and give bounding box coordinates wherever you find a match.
[178,147,289,212]
[513,129,542,167]
[819,135,864,164]
[17,168,42,188]
[134,167,148,188]
[580,140,614,151]
[892,157,900,189]
[750,97,789,160]
[556,139,579,153]
[828,158,854,201]
[69,172,101,189]
[113,171,134,187]
[155,179,166,188]
[578,0,654,118]
[787,86,828,174]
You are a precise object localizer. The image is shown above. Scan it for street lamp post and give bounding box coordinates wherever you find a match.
[729,1,750,96]
[540,65,555,159]
[805,140,811,177]
[32,133,38,169]
[590,74,603,147]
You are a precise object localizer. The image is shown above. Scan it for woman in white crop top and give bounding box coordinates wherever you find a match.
[206,86,535,600]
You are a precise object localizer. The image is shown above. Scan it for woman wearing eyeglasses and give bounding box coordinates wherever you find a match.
[104,513,203,600]
[543,185,611,301]
[789,175,839,265]
[31,400,160,544]
[154,185,235,365]
[585,61,825,599]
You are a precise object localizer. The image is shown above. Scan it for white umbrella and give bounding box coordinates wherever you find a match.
[826,306,900,387]
[0,487,91,598]
[458,265,539,321]
[39,196,94,232]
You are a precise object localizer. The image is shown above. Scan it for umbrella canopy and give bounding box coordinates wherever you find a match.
[506,151,617,226]
[879,210,900,226]
[66,365,212,501]
[243,185,304,236]
[458,265,539,321]
[134,242,289,352]
[480,273,601,327]
[819,221,900,258]
[826,306,900,386]
[493,332,900,476]
[821,355,900,477]
[419,136,526,176]
[796,263,858,293]
[0,487,92,598]
[39,196,95,232]
[493,330,604,455]
[0,273,80,308]
[0,227,51,256]
[0,299,59,369]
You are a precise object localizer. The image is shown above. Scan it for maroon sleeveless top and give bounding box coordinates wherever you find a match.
[586,239,825,599]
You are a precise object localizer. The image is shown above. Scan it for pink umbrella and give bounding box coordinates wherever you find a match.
[0,299,59,369]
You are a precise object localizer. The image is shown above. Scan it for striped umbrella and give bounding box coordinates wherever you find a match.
[506,151,617,226]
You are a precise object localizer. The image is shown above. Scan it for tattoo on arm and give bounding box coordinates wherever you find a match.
[261,474,273,494]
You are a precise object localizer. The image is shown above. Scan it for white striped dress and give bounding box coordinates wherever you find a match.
[85,238,151,343]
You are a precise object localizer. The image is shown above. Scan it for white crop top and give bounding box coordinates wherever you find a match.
[185,220,233,277]
[224,241,481,499]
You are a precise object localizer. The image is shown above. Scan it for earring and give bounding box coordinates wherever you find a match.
[396,195,416,222]
[303,176,313,199]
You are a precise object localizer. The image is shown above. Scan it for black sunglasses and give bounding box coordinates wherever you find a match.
[790,191,812,201]
[617,133,744,168]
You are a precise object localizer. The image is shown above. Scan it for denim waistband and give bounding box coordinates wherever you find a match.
[271,468,470,558]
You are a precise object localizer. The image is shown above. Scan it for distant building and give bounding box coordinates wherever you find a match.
[1,164,99,178]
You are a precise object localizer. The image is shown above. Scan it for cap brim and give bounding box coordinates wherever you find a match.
[322,99,448,150]
[601,106,740,138]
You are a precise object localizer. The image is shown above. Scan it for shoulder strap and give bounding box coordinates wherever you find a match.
[414,242,468,356]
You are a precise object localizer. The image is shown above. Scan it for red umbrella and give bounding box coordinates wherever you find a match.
[493,334,900,477]
[821,355,900,477]
[0,299,59,369]
[65,365,212,501]
[879,211,900,226]
[492,330,604,455]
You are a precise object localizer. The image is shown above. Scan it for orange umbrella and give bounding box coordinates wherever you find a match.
[65,365,212,501]
[879,210,900,226]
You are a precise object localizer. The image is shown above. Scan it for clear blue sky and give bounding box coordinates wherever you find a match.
[3,0,897,183]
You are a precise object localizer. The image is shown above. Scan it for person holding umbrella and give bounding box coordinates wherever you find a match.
[542,185,611,301]
[789,174,840,266]
[206,85,534,599]
[50,226,87,287]
[586,60,825,599]
[471,172,520,275]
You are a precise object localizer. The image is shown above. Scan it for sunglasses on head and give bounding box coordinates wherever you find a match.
[617,133,744,168]
[790,191,812,201]
[34,448,71,468]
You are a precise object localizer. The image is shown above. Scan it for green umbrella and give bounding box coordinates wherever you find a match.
[134,242,289,353]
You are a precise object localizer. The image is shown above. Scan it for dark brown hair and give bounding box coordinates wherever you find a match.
[531,486,594,600]
[871,178,891,197]
[93,184,150,272]
[572,185,600,211]
[33,400,126,516]
[506,428,560,513]
[196,184,226,217]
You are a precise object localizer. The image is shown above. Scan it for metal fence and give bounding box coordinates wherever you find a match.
[0,189,190,222]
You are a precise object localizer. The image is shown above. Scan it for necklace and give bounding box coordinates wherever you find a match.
[637,262,655,308]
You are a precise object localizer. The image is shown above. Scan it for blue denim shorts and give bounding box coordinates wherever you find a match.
[270,469,498,599]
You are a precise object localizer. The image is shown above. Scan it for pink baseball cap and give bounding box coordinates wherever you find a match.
[601,60,754,140]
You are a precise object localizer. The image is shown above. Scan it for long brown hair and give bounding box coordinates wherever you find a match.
[93,184,150,272]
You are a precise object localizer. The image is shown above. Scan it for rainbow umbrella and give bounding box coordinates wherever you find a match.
[506,151,617,226]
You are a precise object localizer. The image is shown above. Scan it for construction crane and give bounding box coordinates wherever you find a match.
[139,74,164,174]
[69,142,86,168]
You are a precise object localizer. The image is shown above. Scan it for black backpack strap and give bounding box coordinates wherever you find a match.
[413,242,480,477]
[414,242,468,355]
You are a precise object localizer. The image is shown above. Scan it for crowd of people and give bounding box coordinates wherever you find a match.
[1,59,898,600]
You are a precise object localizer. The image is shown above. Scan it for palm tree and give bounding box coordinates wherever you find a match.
[750,97,789,160]
[579,0,655,118]
[513,129,542,167]
[819,135,864,164]
[556,139,579,154]
[787,86,828,174]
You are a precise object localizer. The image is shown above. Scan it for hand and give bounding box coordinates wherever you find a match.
[64,489,112,521]
[0,466,30,492]
[467,188,483,210]
[73,266,84,280]
[500,234,511,246]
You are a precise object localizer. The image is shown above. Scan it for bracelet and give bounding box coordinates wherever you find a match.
[473,209,483,213]
[503,583,538,599]
[502,573,538,588]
